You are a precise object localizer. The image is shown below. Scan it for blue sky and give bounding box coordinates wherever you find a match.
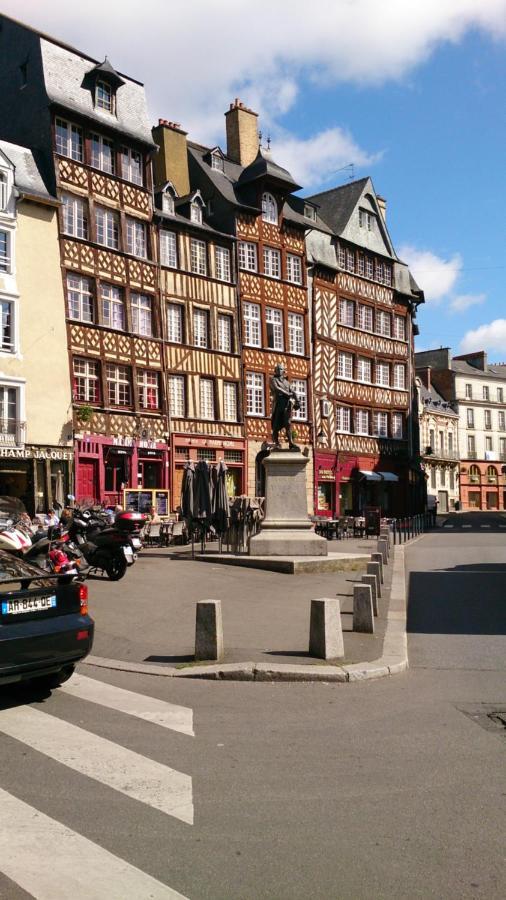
[3,0,505,359]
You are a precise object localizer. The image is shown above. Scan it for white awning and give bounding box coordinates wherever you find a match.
[378,471,399,483]
[359,470,382,482]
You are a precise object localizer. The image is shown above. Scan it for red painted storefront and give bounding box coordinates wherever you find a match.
[74,435,169,508]
[314,451,407,518]
[171,434,246,512]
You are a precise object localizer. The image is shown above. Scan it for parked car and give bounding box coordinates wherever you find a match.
[0,550,94,688]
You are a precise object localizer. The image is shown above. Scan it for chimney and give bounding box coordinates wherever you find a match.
[453,350,487,372]
[152,119,190,197]
[417,367,431,390]
[225,99,259,167]
[376,195,387,221]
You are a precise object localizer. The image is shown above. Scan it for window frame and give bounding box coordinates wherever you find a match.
[106,362,131,408]
[263,246,281,279]
[131,292,153,337]
[90,133,115,175]
[73,357,101,404]
[337,351,353,381]
[286,253,302,285]
[67,273,94,323]
[243,302,261,348]
[95,204,119,249]
[126,216,147,259]
[223,381,238,422]
[238,241,257,272]
[190,238,207,276]
[0,299,15,353]
[101,283,125,331]
[193,307,209,349]
[168,374,185,418]
[291,379,307,421]
[265,306,284,351]
[55,117,83,162]
[199,377,215,420]
[62,194,88,240]
[96,80,114,113]
[246,371,265,417]
[288,312,304,355]
[137,369,160,410]
[261,192,278,224]
[217,313,233,353]
[166,302,184,344]
[160,230,178,267]
[214,245,231,282]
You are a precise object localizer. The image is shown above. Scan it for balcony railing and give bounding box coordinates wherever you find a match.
[0,420,26,447]
[425,447,459,461]
[466,451,478,459]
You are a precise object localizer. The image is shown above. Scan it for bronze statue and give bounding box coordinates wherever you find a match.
[269,364,301,450]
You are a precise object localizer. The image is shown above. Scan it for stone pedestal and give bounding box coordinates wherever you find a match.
[249,450,327,557]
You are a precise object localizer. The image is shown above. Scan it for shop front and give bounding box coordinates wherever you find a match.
[314,452,338,518]
[74,434,169,508]
[171,434,246,512]
[0,445,73,516]
[336,455,403,517]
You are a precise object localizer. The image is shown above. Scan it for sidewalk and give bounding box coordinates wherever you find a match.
[84,536,404,680]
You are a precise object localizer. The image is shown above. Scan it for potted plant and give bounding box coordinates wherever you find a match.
[76,404,93,424]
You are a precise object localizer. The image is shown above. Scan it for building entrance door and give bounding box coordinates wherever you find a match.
[438,490,448,513]
[77,459,99,504]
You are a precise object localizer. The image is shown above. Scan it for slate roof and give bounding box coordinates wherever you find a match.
[238,148,301,192]
[153,206,235,241]
[451,359,506,380]
[418,382,458,416]
[0,140,56,202]
[307,178,370,236]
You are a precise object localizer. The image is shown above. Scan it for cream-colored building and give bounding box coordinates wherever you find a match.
[415,371,459,513]
[0,141,73,514]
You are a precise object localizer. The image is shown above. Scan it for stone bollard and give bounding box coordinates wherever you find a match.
[377,538,389,563]
[366,561,382,599]
[371,552,384,582]
[362,573,378,616]
[380,526,390,544]
[309,598,344,659]
[353,584,374,633]
[195,599,224,661]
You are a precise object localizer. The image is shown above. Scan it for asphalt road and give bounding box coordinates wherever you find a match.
[0,520,505,900]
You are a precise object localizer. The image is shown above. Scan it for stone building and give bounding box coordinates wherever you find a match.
[415,348,506,511]
[415,369,459,513]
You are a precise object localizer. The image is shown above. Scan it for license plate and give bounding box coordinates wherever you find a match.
[123,547,134,561]
[2,595,57,615]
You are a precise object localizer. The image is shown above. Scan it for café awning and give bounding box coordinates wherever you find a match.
[358,470,382,481]
[378,471,399,482]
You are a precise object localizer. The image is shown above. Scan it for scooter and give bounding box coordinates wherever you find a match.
[67,510,134,580]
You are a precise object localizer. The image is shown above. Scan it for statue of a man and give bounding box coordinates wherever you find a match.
[269,364,301,450]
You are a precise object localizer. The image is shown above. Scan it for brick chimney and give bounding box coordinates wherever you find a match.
[152,119,190,197]
[417,367,431,390]
[225,99,259,167]
[376,195,387,221]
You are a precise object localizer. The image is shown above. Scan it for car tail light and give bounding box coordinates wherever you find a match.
[79,583,88,615]
[77,630,89,641]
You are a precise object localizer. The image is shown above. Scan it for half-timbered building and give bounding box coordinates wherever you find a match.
[306,179,424,517]
[0,16,168,506]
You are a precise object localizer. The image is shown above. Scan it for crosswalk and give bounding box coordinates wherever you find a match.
[0,673,194,899]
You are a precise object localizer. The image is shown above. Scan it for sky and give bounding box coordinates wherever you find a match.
[2,0,505,360]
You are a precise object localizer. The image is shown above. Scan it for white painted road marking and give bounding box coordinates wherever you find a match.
[60,673,194,736]
[0,706,193,824]
[0,788,188,900]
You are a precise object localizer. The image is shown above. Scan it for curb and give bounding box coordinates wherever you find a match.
[83,541,410,683]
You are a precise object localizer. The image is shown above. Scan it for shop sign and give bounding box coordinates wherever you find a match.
[0,446,73,461]
[112,436,158,450]
[178,437,241,449]
[318,467,335,481]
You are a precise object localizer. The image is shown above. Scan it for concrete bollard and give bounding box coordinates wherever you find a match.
[371,552,384,582]
[309,598,344,659]
[377,538,389,563]
[362,573,378,616]
[195,599,224,661]
[353,584,374,633]
[366,561,382,599]
[380,527,390,546]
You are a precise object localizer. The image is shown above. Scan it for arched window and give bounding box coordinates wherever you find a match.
[469,465,481,483]
[261,192,277,224]
[487,465,498,483]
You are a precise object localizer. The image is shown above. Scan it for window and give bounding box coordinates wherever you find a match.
[439,431,445,454]
[357,304,373,332]
[394,316,406,340]
[223,383,238,421]
[67,274,93,323]
[393,364,406,390]
[465,383,472,399]
[246,372,264,416]
[467,435,476,456]
[62,195,88,239]
[346,249,355,273]
[211,152,224,172]
[167,303,183,343]
[162,192,175,215]
[131,293,152,336]
[338,245,346,268]
[106,363,131,406]
[137,370,159,410]
[483,385,489,400]
[376,260,384,283]
[365,256,374,279]
[335,406,351,433]
[95,205,119,249]
[0,385,20,438]
[261,192,277,224]
[238,241,257,272]
[191,202,202,225]
[376,361,390,387]
[383,264,392,286]
[450,469,455,490]
[357,357,372,383]
[0,230,10,272]
[497,387,504,403]
[486,436,493,452]
[200,378,215,420]
[215,246,231,282]
[448,433,454,453]
[0,301,14,352]
[126,218,147,258]
[193,308,209,348]
[55,118,83,162]
[357,252,365,277]
[339,298,354,327]
[190,238,207,275]
[291,379,307,421]
[440,467,446,487]
[501,437,506,459]
[392,412,403,439]
[359,209,374,230]
[160,230,177,267]
[337,351,353,380]
[499,411,505,431]
[430,467,436,490]
[91,134,115,174]
[288,312,304,355]
[121,147,143,185]
[376,311,391,337]
[168,375,185,417]
[265,307,284,350]
[286,254,302,284]
[429,429,435,451]
[263,247,281,279]
[217,314,232,353]
[73,358,100,403]
[243,302,261,347]
[487,465,498,483]
[355,409,369,436]
[485,409,492,430]
[304,203,317,221]
[467,408,474,428]
[372,411,388,437]
[101,284,125,330]
[96,80,113,113]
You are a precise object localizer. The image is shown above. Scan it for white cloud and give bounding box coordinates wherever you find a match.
[4,0,506,183]
[449,293,486,312]
[271,128,382,189]
[460,320,506,354]
[398,245,462,302]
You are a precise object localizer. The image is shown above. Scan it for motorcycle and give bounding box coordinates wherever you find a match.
[114,510,147,556]
[25,525,80,577]
[66,509,134,580]
[0,497,35,555]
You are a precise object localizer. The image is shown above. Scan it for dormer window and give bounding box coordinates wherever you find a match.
[162,193,175,215]
[359,209,375,231]
[0,172,8,212]
[262,192,277,224]
[211,152,224,173]
[191,202,203,225]
[304,203,316,222]
[96,80,114,113]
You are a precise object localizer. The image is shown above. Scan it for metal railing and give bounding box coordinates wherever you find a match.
[389,512,437,545]
[0,420,26,447]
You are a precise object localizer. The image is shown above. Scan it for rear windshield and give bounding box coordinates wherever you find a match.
[0,551,53,585]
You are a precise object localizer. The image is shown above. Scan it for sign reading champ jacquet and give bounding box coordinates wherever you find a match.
[0,447,73,461]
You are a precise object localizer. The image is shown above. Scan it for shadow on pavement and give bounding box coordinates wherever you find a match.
[144,653,194,664]
[408,563,506,635]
